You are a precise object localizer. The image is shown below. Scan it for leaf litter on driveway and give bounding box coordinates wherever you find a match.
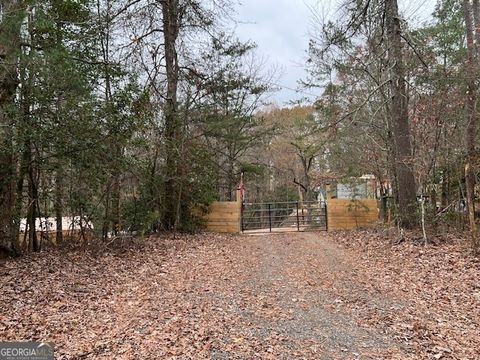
[1,230,478,359]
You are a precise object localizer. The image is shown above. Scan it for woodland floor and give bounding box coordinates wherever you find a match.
[1,230,479,359]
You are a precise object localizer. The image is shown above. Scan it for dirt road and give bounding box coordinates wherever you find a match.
[203,232,404,359]
[0,232,423,359]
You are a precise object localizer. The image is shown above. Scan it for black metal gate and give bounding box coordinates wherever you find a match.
[241,200,327,233]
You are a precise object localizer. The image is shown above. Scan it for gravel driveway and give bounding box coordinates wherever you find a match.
[1,232,408,359]
[206,232,403,359]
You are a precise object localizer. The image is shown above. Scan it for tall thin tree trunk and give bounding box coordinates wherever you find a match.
[15,144,28,250]
[463,0,479,253]
[385,0,417,228]
[97,0,121,239]
[441,167,448,209]
[0,125,17,254]
[111,172,120,235]
[102,184,111,240]
[26,141,39,252]
[472,0,480,53]
[472,0,480,252]
[0,105,17,253]
[227,155,235,201]
[55,168,64,244]
[0,0,23,254]
[53,19,65,245]
[161,0,181,230]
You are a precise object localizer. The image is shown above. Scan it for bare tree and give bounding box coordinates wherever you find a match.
[161,0,181,230]
[385,0,417,228]
[463,0,479,253]
[307,0,418,227]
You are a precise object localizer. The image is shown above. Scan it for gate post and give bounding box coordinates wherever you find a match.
[237,189,242,233]
[241,210,244,233]
[325,201,328,231]
[268,203,272,232]
[296,202,300,231]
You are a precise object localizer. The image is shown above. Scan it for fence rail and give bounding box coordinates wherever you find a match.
[241,201,327,232]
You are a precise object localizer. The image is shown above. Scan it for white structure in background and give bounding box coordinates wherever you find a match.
[19,216,93,233]
[334,174,377,199]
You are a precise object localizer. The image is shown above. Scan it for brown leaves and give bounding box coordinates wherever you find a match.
[0,234,226,358]
[1,230,479,359]
[331,229,480,359]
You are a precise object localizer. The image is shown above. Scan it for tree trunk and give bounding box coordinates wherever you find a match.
[0,109,17,253]
[472,0,480,56]
[0,131,17,253]
[111,173,120,235]
[227,154,236,201]
[26,141,39,252]
[161,0,181,230]
[385,0,417,228]
[0,0,23,254]
[379,183,388,222]
[102,184,111,241]
[55,168,64,244]
[302,158,313,202]
[463,0,479,253]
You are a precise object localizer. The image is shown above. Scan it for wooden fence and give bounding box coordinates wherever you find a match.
[202,194,378,233]
[203,191,242,233]
[326,198,378,231]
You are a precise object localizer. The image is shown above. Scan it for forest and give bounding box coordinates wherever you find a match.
[0,0,479,255]
[2,0,480,358]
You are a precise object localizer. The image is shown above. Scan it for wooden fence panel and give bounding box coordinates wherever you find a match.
[327,199,378,231]
[203,191,241,233]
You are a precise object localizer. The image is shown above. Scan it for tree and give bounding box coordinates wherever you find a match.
[0,0,23,254]
[462,0,479,253]
[160,0,182,230]
[253,105,329,203]
[192,35,272,201]
[385,0,417,228]
[306,0,418,228]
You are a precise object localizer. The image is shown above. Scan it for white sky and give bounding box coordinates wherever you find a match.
[234,0,437,105]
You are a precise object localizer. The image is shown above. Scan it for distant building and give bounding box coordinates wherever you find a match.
[327,174,377,199]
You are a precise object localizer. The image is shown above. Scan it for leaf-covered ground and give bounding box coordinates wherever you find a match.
[0,231,479,359]
[332,229,480,360]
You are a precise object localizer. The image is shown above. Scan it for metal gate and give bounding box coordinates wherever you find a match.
[241,200,327,233]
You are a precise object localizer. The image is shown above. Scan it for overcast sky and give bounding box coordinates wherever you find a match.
[233,0,437,105]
